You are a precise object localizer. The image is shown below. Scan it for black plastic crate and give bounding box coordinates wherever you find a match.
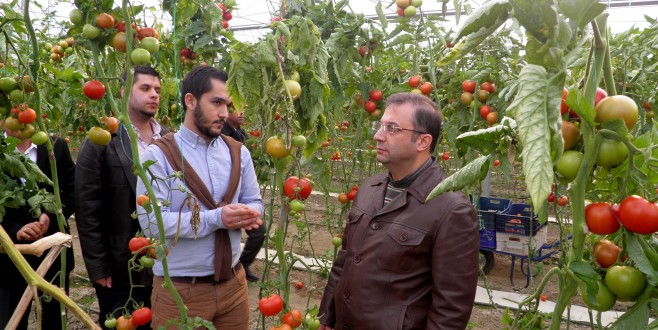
[477,197,511,231]
[495,203,545,236]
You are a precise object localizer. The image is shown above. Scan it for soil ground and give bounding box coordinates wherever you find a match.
[21,190,611,329]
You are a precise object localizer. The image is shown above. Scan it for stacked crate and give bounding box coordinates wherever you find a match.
[495,204,547,256]
[477,197,511,249]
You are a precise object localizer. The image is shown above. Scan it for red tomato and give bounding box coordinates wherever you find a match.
[128,237,150,254]
[540,294,547,301]
[369,90,383,102]
[560,88,570,115]
[618,195,658,234]
[365,100,377,113]
[594,239,621,268]
[461,80,476,93]
[419,82,433,95]
[258,294,284,316]
[116,316,136,330]
[493,159,500,167]
[557,195,569,206]
[480,81,496,94]
[137,27,158,40]
[338,193,349,204]
[295,281,303,289]
[441,152,449,161]
[594,87,608,107]
[137,194,150,207]
[479,105,492,119]
[282,310,303,328]
[585,202,620,235]
[83,80,106,100]
[347,189,357,201]
[547,192,555,203]
[283,176,313,200]
[131,307,152,326]
[18,108,37,124]
[408,75,421,88]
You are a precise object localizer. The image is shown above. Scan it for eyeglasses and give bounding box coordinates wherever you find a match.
[371,121,428,135]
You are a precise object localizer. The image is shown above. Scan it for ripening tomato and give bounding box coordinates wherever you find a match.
[441,152,450,161]
[347,189,357,201]
[618,195,658,234]
[95,13,115,29]
[460,92,474,105]
[137,27,159,40]
[265,137,291,158]
[365,101,377,113]
[479,105,492,119]
[282,310,303,328]
[87,127,111,146]
[586,202,620,235]
[419,82,433,95]
[476,89,490,103]
[115,316,136,330]
[594,239,621,268]
[493,159,500,167]
[562,120,580,151]
[480,81,496,93]
[137,194,150,206]
[408,75,421,88]
[594,87,608,107]
[547,192,555,202]
[461,80,476,93]
[486,112,497,126]
[18,108,36,124]
[595,95,639,130]
[560,88,570,115]
[258,294,284,316]
[101,116,119,134]
[557,195,569,206]
[112,32,127,52]
[338,193,349,204]
[270,325,293,330]
[128,237,150,254]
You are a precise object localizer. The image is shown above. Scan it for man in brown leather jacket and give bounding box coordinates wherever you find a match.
[319,93,479,330]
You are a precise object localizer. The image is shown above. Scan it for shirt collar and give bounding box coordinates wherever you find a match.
[180,125,212,149]
[132,117,162,138]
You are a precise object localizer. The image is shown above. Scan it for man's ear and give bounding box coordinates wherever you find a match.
[416,134,432,152]
[184,93,196,112]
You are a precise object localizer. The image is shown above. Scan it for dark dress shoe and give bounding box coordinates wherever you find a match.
[244,265,259,282]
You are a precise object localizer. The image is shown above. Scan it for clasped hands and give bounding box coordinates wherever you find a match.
[221,203,263,230]
[16,213,50,242]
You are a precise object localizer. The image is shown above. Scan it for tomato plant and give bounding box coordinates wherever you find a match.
[258,294,284,316]
[131,307,152,326]
[128,237,150,254]
[594,239,621,268]
[605,266,646,300]
[579,281,616,312]
[595,95,639,129]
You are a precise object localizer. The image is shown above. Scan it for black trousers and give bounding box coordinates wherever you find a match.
[0,256,71,330]
[93,283,152,329]
[239,224,266,266]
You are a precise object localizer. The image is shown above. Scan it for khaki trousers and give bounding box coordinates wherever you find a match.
[151,266,249,329]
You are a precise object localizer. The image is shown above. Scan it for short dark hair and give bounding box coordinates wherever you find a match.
[121,65,160,87]
[385,93,442,153]
[180,66,229,112]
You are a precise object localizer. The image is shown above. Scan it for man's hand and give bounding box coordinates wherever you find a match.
[38,213,50,234]
[95,276,112,288]
[221,203,263,230]
[16,222,45,241]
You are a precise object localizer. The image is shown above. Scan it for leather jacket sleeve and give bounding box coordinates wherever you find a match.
[427,200,479,328]
[318,246,346,328]
[74,138,110,282]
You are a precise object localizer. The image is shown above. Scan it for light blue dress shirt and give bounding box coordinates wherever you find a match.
[136,126,263,277]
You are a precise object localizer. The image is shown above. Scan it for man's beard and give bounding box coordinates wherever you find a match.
[194,104,225,139]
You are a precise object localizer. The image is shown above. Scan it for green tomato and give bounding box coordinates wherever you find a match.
[289,71,300,83]
[31,131,49,145]
[411,0,423,6]
[289,200,305,212]
[404,5,417,17]
[69,9,84,25]
[556,150,583,182]
[9,89,24,102]
[332,237,342,248]
[131,48,152,65]
[0,77,18,93]
[104,317,117,328]
[140,255,155,268]
[44,42,53,51]
[605,265,646,300]
[292,135,306,148]
[82,24,100,40]
[140,37,160,54]
[579,281,616,312]
[596,138,627,168]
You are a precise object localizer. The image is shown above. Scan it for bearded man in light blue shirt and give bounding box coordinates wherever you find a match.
[137,66,263,329]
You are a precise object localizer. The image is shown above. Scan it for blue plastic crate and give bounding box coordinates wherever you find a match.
[495,204,545,236]
[479,228,496,249]
[478,197,511,231]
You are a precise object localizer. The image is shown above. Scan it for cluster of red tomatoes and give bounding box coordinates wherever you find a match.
[337,186,358,204]
[258,293,319,330]
[459,80,498,126]
[3,103,42,142]
[284,176,312,218]
[364,89,383,117]
[103,307,152,330]
[408,75,434,96]
[217,3,233,29]
[578,197,657,311]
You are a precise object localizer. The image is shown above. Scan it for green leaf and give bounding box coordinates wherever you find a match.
[570,261,600,300]
[436,11,508,66]
[193,34,213,50]
[564,88,596,126]
[509,0,557,43]
[375,2,388,29]
[426,155,490,201]
[507,64,565,220]
[452,0,511,44]
[558,0,606,29]
[456,116,516,155]
[179,21,206,38]
[609,286,652,329]
[174,0,198,25]
[624,231,658,286]
[256,40,277,67]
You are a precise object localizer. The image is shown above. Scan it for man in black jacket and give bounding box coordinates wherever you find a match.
[221,105,264,282]
[75,66,164,328]
[0,123,75,330]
